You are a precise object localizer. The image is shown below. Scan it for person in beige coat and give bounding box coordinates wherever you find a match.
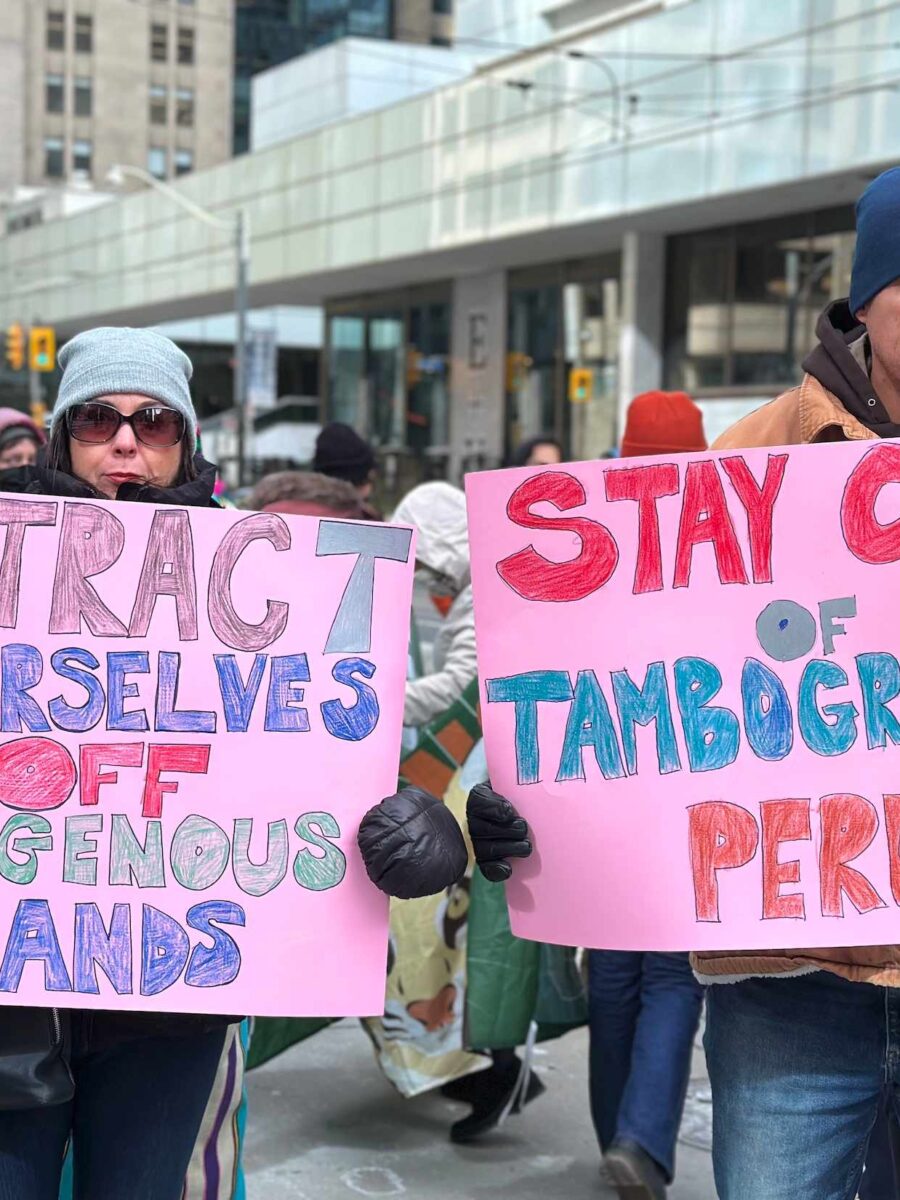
[696,167,900,1200]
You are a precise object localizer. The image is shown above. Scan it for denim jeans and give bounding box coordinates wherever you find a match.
[588,950,704,1181]
[705,971,900,1200]
[0,1015,227,1200]
[859,1099,900,1200]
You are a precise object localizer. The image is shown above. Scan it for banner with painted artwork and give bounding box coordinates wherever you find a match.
[468,439,900,951]
[0,494,414,1015]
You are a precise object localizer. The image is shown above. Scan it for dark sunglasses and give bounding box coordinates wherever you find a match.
[67,402,185,448]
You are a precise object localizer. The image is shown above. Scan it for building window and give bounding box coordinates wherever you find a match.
[45,73,65,114]
[344,0,390,38]
[147,146,167,179]
[44,137,65,178]
[47,10,65,50]
[149,84,167,125]
[151,23,168,61]
[432,0,453,14]
[74,14,92,53]
[504,257,620,460]
[174,148,193,176]
[72,138,92,175]
[175,87,194,127]
[7,211,44,235]
[177,26,195,64]
[664,207,857,393]
[73,76,92,117]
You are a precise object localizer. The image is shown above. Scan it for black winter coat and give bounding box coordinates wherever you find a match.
[0,454,238,1048]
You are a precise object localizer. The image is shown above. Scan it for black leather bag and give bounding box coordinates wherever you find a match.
[0,1007,74,1110]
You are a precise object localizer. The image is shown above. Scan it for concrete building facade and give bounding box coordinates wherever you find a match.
[8,0,233,192]
[0,2,27,198]
[0,0,897,490]
[234,0,454,153]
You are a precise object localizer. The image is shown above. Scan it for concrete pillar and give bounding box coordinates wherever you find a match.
[449,271,507,480]
[617,231,666,444]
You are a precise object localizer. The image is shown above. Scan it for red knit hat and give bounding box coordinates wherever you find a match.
[620,390,707,458]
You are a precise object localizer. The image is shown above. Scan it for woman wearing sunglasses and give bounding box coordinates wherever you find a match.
[0,326,468,1200]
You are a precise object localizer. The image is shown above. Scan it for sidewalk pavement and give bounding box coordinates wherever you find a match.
[244,1021,716,1199]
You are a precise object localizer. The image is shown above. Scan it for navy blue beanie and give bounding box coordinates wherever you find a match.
[850,166,900,315]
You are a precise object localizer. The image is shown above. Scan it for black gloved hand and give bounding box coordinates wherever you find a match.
[466,783,532,883]
[358,786,468,900]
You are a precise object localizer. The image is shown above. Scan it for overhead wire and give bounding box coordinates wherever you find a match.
[119,0,900,66]
[115,0,900,115]
[11,1,899,287]
[10,64,892,290]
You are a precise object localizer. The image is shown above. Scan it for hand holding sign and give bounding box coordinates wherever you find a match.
[466,783,531,882]
[358,786,467,899]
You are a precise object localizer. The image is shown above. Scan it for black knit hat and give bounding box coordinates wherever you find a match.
[313,422,376,487]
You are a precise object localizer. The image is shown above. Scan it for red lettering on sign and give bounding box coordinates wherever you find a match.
[688,801,759,922]
[604,463,679,594]
[79,744,144,807]
[841,443,900,564]
[674,462,749,589]
[819,793,886,917]
[141,744,210,819]
[497,472,619,603]
[760,797,811,920]
[720,454,787,585]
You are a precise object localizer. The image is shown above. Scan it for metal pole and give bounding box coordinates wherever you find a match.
[567,51,622,141]
[234,209,249,487]
[27,318,43,423]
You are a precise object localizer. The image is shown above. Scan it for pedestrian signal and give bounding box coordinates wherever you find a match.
[5,323,25,372]
[29,327,56,372]
[569,368,593,404]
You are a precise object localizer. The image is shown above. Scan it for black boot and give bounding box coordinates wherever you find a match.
[603,1139,668,1200]
[449,1055,546,1144]
[441,1070,490,1104]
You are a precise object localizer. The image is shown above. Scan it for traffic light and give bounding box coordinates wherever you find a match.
[568,367,594,404]
[29,327,56,372]
[5,323,25,372]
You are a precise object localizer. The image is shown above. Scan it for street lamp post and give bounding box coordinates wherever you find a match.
[234,209,250,489]
[107,164,251,485]
[566,50,624,142]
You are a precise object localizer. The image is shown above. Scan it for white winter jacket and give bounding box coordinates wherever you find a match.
[392,482,478,728]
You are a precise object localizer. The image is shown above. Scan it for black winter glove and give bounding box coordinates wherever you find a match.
[358,786,468,900]
[467,783,532,883]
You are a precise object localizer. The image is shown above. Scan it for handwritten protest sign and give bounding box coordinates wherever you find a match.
[0,494,413,1016]
[468,439,900,952]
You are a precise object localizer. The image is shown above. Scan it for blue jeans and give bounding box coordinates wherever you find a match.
[860,1099,900,1199]
[588,951,704,1181]
[0,1016,227,1200]
[705,971,900,1200]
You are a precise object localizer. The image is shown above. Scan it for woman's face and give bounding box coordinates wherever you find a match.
[0,436,38,469]
[527,441,563,467]
[68,393,184,499]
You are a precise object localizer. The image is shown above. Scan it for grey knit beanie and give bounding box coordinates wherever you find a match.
[53,327,197,453]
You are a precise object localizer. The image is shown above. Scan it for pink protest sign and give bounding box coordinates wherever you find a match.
[0,494,414,1016]
[468,439,900,952]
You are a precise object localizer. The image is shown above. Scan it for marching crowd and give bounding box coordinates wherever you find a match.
[2,166,900,1200]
